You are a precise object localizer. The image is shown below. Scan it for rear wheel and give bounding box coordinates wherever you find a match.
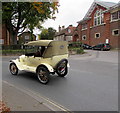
[9,63,18,75]
[56,59,68,77]
[101,48,104,51]
[37,67,49,84]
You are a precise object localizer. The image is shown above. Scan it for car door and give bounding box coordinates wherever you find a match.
[26,56,42,67]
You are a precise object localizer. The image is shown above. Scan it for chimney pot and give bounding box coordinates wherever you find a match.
[59,25,61,32]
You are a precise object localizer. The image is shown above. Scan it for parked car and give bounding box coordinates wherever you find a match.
[92,43,111,51]
[81,44,92,49]
[9,40,69,84]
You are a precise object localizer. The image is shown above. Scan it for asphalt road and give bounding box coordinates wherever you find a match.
[1,50,118,111]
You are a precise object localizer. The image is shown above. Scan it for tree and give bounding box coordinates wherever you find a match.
[48,27,56,40]
[40,27,56,40]
[2,1,59,44]
[40,28,49,40]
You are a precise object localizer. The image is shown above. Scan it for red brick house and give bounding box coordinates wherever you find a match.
[1,24,10,45]
[73,1,120,48]
[18,31,36,44]
[54,25,76,42]
[1,24,36,45]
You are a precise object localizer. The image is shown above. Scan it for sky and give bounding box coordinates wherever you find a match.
[34,0,120,35]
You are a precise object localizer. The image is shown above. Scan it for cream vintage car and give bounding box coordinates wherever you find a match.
[9,40,69,84]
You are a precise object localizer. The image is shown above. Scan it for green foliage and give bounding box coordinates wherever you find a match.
[2,2,59,44]
[1,49,24,55]
[76,48,84,54]
[69,47,84,54]
[69,42,82,48]
[40,28,49,40]
[40,27,56,40]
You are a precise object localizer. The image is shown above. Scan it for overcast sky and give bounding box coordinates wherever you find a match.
[34,0,119,35]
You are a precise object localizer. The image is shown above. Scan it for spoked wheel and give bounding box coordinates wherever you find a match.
[56,59,68,77]
[9,63,18,75]
[37,67,49,84]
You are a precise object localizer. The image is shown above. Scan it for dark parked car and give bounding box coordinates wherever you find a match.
[81,44,92,49]
[92,43,111,51]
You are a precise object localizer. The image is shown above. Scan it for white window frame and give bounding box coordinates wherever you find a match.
[25,35,30,40]
[94,9,104,26]
[82,23,87,30]
[95,33,100,38]
[112,29,119,36]
[68,29,71,33]
[0,39,4,44]
[82,35,87,40]
[111,11,120,21]
[67,36,72,41]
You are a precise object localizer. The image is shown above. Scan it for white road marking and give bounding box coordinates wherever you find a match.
[3,80,73,113]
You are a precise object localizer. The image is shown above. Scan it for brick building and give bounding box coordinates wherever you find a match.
[54,25,76,42]
[1,24,10,45]
[1,25,36,45]
[18,31,36,44]
[73,1,120,48]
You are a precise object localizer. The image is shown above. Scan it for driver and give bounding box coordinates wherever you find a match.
[34,48,41,57]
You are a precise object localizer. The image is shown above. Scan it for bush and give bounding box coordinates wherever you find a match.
[2,45,22,50]
[1,49,25,55]
[69,47,84,54]
[69,42,82,48]
[76,48,84,54]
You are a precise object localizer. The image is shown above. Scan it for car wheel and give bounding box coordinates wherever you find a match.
[101,48,104,51]
[56,59,68,77]
[9,63,18,75]
[37,67,49,84]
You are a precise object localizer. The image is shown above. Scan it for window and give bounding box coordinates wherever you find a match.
[111,11,120,21]
[0,39,4,44]
[112,29,119,36]
[119,11,120,19]
[94,9,104,26]
[82,35,87,40]
[68,29,71,33]
[82,23,87,30]
[67,36,72,41]
[95,33,100,38]
[25,36,29,40]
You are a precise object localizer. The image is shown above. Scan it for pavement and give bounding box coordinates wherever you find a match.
[2,81,55,112]
[2,81,72,112]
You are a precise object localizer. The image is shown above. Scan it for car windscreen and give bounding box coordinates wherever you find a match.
[105,44,110,47]
[25,46,36,53]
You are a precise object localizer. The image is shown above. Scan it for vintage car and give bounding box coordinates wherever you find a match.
[9,40,69,84]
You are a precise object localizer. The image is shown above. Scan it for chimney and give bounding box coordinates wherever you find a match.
[62,26,65,29]
[58,25,61,32]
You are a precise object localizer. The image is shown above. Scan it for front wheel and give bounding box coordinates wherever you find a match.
[56,59,68,77]
[37,67,49,84]
[9,63,18,75]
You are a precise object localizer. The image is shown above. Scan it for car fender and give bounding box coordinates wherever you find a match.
[10,59,23,70]
[67,63,70,68]
[36,63,54,73]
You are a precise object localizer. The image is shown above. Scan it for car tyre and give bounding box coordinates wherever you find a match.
[56,59,68,77]
[9,63,18,75]
[37,67,49,84]
[101,48,104,51]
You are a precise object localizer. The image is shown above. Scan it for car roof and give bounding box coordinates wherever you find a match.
[24,40,53,46]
